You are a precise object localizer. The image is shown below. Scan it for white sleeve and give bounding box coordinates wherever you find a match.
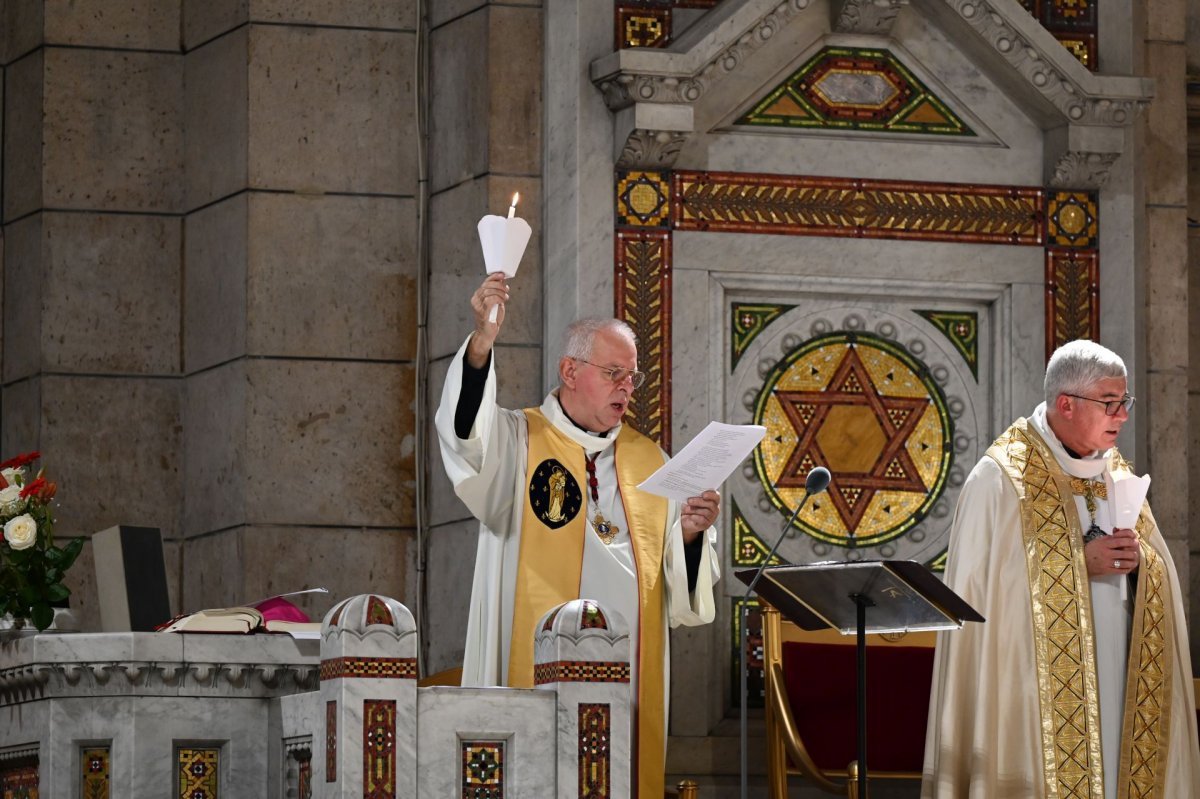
[663,510,720,628]
[434,335,524,534]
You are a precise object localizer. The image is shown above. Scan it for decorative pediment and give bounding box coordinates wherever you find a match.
[736,46,975,136]
[591,0,1153,186]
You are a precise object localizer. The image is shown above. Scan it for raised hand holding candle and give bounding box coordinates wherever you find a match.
[477,192,531,323]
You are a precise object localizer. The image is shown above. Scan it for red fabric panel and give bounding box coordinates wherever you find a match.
[780,641,934,773]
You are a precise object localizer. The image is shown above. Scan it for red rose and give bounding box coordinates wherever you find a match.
[0,451,40,470]
[39,482,57,502]
[19,477,46,499]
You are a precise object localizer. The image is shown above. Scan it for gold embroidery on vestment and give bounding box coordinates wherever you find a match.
[989,422,1104,798]
[1068,477,1107,500]
[1116,513,1172,799]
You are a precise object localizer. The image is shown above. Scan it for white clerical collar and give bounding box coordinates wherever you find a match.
[1030,401,1109,479]
[541,391,619,454]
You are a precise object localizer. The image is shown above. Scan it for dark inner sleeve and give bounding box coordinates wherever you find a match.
[685,535,703,593]
[454,350,491,440]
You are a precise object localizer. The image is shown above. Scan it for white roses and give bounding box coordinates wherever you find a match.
[3,513,37,550]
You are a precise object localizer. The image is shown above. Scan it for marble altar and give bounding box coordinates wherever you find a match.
[0,595,633,798]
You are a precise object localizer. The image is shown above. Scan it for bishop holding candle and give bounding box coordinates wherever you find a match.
[436,204,723,797]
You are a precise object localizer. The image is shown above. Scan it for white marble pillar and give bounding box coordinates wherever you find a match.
[534,599,633,799]
[317,595,418,798]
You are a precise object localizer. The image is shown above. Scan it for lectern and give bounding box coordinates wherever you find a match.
[738,561,983,798]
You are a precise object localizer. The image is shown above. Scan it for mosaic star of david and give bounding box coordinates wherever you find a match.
[752,331,952,546]
[773,345,931,531]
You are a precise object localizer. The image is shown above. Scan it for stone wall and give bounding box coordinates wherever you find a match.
[422,0,545,675]
[0,0,420,630]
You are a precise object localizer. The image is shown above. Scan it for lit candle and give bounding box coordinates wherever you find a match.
[478,192,532,324]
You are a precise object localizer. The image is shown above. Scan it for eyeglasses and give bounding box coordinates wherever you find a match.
[1063,393,1135,416]
[574,359,646,389]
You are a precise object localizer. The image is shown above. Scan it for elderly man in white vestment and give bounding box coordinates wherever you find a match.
[435,273,721,799]
[922,340,1200,798]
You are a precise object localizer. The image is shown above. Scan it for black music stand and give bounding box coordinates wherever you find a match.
[737,561,983,799]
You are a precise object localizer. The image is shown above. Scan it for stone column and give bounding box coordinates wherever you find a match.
[0,0,185,628]
[180,4,419,618]
[1188,13,1200,645]
[1139,0,1191,630]
[316,594,419,796]
[534,599,633,799]
[424,0,545,674]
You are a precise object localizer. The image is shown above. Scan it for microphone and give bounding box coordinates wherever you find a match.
[739,466,831,799]
[744,466,831,598]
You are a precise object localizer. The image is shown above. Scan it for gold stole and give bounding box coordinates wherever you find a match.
[987,419,1173,799]
[511,408,669,799]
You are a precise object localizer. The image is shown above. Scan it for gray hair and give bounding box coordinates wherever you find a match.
[561,318,637,361]
[1044,340,1127,404]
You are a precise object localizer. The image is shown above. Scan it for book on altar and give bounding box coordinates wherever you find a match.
[156,589,327,639]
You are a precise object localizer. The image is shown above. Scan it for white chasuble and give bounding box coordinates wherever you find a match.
[434,335,719,797]
[921,405,1200,798]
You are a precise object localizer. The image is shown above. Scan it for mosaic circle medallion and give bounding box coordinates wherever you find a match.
[753,331,952,546]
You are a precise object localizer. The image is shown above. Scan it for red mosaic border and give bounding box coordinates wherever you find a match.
[615,228,673,451]
[319,657,418,681]
[534,661,631,685]
[325,701,337,783]
[672,170,1046,245]
[1045,248,1100,360]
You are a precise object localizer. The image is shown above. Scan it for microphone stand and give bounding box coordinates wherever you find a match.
[739,487,820,799]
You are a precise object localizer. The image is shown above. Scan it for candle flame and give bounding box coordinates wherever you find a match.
[510,192,519,207]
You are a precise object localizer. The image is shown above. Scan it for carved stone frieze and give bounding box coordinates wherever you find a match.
[1049,151,1119,190]
[617,128,690,169]
[0,660,319,705]
[941,0,1151,126]
[833,0,907,35]
[594,0,815,111]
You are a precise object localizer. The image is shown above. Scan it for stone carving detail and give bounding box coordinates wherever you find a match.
[596,0,815,110]
[945,0,1148,126]
[1050,151,1119,190]
[833,0,907,34]
[0,661,319,704]
[617,129,689,169]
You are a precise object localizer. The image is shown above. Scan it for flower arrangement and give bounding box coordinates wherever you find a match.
[0,452,83,630]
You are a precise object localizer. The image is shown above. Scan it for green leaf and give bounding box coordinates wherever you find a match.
[45,583,69,602]
[44,548,63,566]
[30,602,53,631]
[45,567,62,584]
[60,538,84,570]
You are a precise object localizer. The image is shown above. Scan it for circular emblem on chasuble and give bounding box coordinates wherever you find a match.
[529,459,583,530]
[753,332,952,547]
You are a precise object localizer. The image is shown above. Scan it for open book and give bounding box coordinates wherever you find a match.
[156,590,326,638]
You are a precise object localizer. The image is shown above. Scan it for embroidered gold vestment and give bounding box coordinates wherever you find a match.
[922,417,1200,798]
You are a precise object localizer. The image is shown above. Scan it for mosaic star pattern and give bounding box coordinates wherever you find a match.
[753,333,952,546]
[1046,191,1098,248]
[462,741,505,799]
[177,748,219,799]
